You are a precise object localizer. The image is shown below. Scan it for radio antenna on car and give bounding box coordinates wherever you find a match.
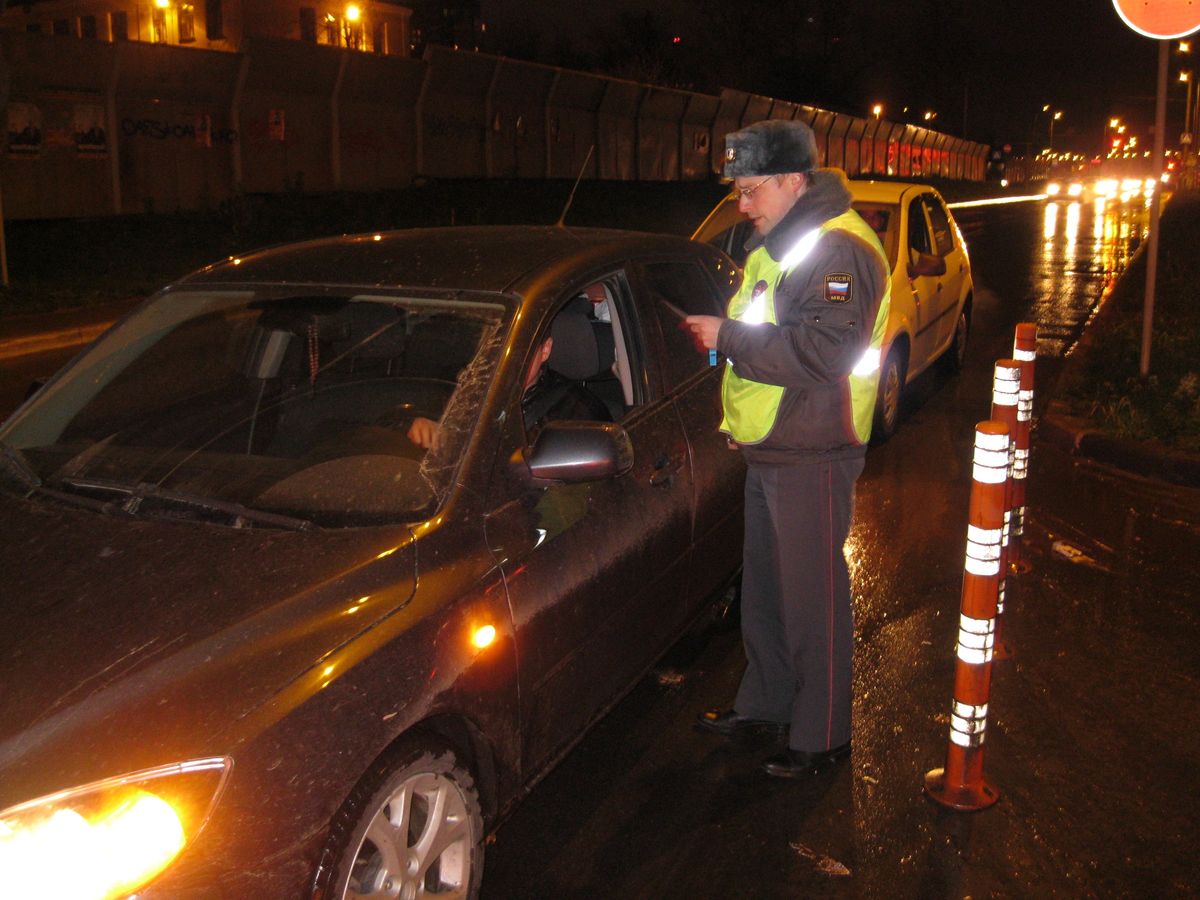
[555,145,595,228]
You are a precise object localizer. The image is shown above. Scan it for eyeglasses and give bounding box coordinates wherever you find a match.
[730,176,776,201]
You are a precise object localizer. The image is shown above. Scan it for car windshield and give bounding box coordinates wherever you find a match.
[0,287,510,527]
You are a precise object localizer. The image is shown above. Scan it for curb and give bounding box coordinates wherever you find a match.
[1040,401,1200,488]
[0,299,139,360]
[0,321,114,360]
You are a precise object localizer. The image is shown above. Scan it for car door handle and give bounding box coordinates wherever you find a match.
[649,454,676,487]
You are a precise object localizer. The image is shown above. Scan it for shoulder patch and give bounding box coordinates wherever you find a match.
[823,273,853,303]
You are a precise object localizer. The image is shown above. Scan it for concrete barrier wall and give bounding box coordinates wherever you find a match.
[338,50,424,190]
[117,41,242,211]
[546,70,605,179]
[0,35,991,220]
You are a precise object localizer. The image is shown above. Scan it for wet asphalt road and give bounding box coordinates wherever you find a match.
[482,194,1200,898]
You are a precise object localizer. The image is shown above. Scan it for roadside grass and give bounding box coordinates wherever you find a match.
[1061,190,1200,453]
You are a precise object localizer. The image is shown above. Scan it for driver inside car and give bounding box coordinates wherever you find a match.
[407,296,617,451]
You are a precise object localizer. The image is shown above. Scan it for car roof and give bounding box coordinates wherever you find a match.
[849,179,932,203]
[177,226,704,294]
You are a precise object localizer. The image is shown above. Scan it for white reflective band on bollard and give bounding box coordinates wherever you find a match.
[972,449,1008,483]
[1013,505,1026,536]
[992,366,1020,407]
[972,429,1010,484]
[997,580,1006,614]
[1014,348,1036,361]
[965,525,1002,576]
[1013,448,1029,479]
[1017,390,1033,422]
[949,700,989,747]
[955,613,995,664]
[1002,510,1011,547]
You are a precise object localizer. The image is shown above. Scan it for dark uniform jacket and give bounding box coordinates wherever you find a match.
[717,169,889,466]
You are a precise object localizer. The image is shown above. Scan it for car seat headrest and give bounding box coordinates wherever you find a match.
[548,301,599,380]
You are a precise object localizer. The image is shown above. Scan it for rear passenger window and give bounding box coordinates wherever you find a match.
[923,195,955,256]
[639,260,724,391]
[907,199,932,257]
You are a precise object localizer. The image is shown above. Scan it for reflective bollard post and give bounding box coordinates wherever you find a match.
[990,361,1021,661]
[1009,323,1038,574]
[924,421,1008,812]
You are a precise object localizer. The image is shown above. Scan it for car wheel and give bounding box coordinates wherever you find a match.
[872,347,906,443]
[316,739,484,900]
[941,305,970,374]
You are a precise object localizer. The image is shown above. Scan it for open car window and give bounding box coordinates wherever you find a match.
[851,202,898,267]
[0,288,510,527]
[520,274,637,443]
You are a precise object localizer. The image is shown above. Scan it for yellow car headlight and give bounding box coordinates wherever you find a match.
[0,757,230,900]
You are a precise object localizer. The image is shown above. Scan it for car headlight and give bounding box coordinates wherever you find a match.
[0,757,230,900]
[1045,182,1061,196]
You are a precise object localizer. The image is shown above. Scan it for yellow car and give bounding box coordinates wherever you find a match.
[693,180,974,440]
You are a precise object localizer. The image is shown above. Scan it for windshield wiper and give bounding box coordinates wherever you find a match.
[0,441,41,492]
[52,476,316,531]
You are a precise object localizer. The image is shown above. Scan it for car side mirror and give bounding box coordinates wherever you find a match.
[521,420,634,483]
[908,252,947,279]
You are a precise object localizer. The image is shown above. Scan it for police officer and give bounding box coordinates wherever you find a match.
[685,119,890,778]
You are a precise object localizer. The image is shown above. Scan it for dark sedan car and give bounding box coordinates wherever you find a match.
[0,227,745,898]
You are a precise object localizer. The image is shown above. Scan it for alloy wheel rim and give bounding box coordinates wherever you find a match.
[346,770,473,899]
[882,362,901,430]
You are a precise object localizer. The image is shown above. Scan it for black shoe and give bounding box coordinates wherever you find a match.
[696,708,788,737]
[761,743,851,778]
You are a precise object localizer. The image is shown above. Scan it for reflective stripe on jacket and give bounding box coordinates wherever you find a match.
[720,207,891,452]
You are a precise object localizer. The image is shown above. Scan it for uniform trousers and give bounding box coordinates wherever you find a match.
[733,456,864,752]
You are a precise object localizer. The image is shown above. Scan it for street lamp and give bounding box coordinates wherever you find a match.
[1049,110,1063,153]
[872,104,883,119]
[923,110,937,122]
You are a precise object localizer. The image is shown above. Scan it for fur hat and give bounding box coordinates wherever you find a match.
[722,119,818,178]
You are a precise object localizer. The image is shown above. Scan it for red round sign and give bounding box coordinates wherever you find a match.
[1113,0,1200,39]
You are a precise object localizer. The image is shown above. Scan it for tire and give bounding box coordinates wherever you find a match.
[872,346,906,443]
[315,739,484,900]
[941,304,970,375]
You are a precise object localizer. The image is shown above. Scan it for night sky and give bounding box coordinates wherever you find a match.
[480,0,1179,157]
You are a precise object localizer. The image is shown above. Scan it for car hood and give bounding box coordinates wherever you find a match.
[0,493,416,809]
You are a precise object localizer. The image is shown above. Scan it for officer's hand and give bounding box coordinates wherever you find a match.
[683,315,723,351]
[407,416,441,451]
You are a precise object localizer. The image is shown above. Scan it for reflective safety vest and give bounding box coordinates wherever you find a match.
[721,210,892,446]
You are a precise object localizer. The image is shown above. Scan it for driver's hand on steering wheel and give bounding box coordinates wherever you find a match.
[407,416,441,451]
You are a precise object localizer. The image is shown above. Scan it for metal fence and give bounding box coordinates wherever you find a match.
[0,32,990,220]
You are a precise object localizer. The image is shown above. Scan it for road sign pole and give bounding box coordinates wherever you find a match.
[1140,39,1169,377]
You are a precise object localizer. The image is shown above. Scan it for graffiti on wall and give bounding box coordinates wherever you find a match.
[121,116,237,144]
